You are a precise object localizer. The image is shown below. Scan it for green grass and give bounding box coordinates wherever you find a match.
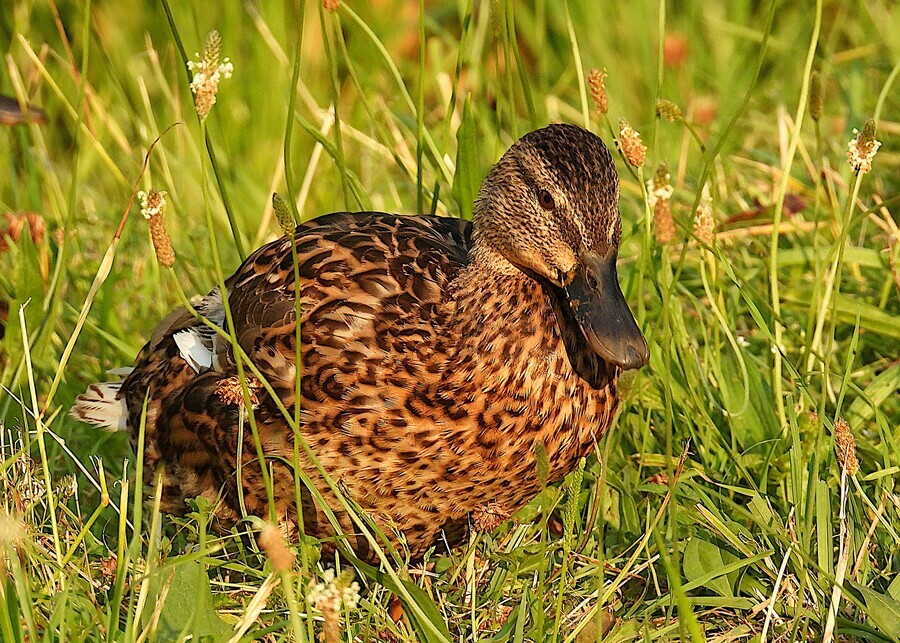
[1,0,899,640]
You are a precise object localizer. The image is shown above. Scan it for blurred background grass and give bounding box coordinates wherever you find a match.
[0,0,898,640]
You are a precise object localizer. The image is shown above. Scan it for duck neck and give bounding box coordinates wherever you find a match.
[447,239,554,378]
[466,239,520,278]
[451,237,617,393]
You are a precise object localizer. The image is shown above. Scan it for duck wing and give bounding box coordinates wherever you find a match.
[105,211,473,529]
[225,212,472,406]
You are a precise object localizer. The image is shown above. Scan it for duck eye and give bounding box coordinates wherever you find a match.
[538,189,555,211]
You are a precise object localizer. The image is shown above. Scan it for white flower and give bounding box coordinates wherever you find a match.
[187,58,234,90]
[308,569,360,614]
[187,31,233,120]
[693,183,714,246]
[138,190,167,220]
[646,174,674,208]
[846,127,881,174]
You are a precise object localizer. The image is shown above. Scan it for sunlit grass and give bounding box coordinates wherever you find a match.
[1,0,898,641]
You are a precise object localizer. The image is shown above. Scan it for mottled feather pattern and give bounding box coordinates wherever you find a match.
[113,212,616,559]
[74,125,644,562]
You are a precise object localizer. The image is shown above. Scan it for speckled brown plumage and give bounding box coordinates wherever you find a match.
[73,123,649,562]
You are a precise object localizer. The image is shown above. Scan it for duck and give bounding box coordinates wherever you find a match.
[73,123,649,562]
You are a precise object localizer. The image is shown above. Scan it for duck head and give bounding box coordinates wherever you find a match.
[473,123,649,371]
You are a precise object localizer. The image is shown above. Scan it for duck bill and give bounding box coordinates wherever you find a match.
[563,251,649,370]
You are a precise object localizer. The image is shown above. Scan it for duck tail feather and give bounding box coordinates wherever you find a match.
[70,381,127,431]
[175,287,227,374]
[174,327,214,373]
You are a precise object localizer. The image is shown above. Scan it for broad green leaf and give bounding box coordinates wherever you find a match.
[782,294,900,340]
[514,587,528,643]
[777,246,887,270]
[620,483,641,536]
[3,570,23,643]
[718,353,778,449]
[853,581,900,640]
[683,537,733,597]
[452,95,480,220]
[747,493,782,530]
[507,550,545,576]
[603,485,621,529]
[832,295,900,340]
[847,363,900,426]
[147,558,230,643]
[888,574,900,602]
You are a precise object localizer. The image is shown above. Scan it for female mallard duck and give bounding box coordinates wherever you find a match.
[74,123,648,561]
